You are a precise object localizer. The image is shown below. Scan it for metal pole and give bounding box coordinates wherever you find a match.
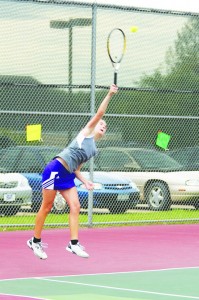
[87,3,97,227]
[68,26,73,95]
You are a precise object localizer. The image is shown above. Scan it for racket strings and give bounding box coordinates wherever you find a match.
[108,29,125,63]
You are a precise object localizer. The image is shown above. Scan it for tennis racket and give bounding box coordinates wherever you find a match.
[107,28,126,85]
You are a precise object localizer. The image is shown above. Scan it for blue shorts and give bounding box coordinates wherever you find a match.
[42,159,76,190]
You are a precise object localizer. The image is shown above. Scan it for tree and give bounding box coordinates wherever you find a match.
[139,17,199,90]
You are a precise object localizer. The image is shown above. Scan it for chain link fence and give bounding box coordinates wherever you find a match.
[0,0,199,228]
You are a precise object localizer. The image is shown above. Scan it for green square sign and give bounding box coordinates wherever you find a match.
[156,131,171,150]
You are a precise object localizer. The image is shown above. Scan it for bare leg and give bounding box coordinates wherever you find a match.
[60,187,80,240]
[60,187,89,258]
[34,189,57,239]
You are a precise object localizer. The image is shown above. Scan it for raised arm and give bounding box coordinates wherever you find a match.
[82,84,118,136]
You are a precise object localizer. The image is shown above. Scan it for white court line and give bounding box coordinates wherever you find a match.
[1,266,199,282]
[0,293,46,299]
[41,265,199,279]
[36,277,199,299]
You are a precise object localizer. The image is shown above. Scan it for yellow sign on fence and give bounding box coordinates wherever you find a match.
[26,124,42,142]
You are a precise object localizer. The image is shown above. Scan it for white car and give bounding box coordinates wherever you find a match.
[0,173,32,216]
[94,147,199,211]
[168,146,199,169]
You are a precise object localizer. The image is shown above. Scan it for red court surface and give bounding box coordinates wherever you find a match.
[1,224,199,280]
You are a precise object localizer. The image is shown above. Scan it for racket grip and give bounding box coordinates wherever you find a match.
[114,72,117,85]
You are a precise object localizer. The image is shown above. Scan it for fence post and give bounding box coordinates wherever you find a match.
[87,3,97,227]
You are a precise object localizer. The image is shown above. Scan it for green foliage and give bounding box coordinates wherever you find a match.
[139,17,199,91]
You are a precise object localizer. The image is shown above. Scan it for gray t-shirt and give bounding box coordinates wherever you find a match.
[55,132,97,173]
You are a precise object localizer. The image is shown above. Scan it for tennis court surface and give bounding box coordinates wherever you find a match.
[1,224,199,299]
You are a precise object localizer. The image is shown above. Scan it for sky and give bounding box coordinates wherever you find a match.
[0,0,198,86]
[73,0,199,14]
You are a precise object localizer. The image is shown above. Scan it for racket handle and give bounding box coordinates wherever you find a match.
[114,72,117,85]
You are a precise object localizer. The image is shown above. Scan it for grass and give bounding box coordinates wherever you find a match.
[1,208,199,231]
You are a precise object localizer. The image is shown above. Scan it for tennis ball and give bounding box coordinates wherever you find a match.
[130,26,138,33]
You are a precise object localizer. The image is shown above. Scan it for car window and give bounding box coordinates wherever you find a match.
[169,147,199,169]
[173,150,191,164]
[95,150,140,171]
[81,160,97,171]
[17,150,43,173]
[129,149,182,170]
[39,148,62,165]
[0,149,21,172]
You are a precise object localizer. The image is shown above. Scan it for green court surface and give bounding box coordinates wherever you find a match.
[1,267,199,300]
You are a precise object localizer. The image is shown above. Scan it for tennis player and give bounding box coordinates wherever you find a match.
[27,84,118,259]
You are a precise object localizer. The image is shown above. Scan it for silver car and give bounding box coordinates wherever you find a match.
[94,147,199,211]
[0,173,32,216]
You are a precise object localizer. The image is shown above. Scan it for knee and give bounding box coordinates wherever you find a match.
[40,202,53,214]
[70,202,80,214]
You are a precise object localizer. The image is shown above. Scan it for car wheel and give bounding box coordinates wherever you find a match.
[51,192,69,214]
[145,181,171,211]
[0,206,20,216]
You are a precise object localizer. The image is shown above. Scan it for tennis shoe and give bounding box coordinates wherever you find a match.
[66,242,89,258]
[27,238,48,260]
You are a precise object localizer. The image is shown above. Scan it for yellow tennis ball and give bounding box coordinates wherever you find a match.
[130,26,138,33]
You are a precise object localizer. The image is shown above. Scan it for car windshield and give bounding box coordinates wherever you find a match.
[169,147,199,170]
[0,148,21,172]
[0,147,62,173]
[0,146,183,173]
[89,148,183,172]
[128,149,182,170]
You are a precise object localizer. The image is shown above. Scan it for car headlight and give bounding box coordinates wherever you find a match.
[129,181,138,189]
[186,180,199,186]
[80,183,103,190]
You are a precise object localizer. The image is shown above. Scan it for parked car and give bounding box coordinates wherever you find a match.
[63,171,139,214]
[168,146,199,170]
[0,146,140,214]
[92,147,199,211]
[97,139,156,149]
[0,173,32,216]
